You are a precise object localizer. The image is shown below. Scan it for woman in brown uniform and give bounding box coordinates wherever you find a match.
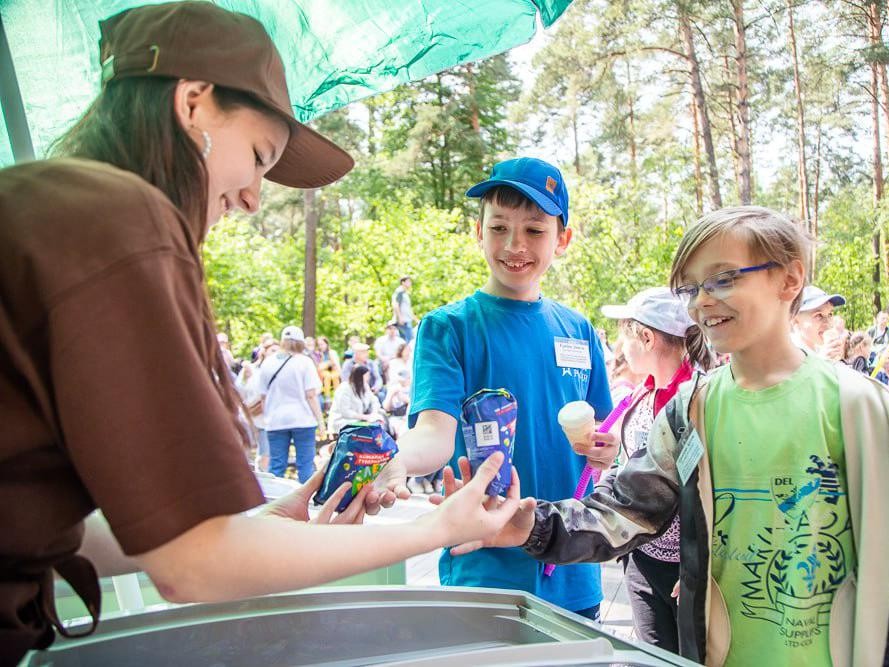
[0,3,520,663]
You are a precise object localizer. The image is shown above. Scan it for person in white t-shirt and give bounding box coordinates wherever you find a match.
[327,365,386,436]
[374,321,406,376]
[260,326,324,481]
[386,342,412,384]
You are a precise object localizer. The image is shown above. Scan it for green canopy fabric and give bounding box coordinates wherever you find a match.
[0,0,574,167]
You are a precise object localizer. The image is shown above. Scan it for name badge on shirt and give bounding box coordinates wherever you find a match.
[554,337,591,369]
[676,429,704,486]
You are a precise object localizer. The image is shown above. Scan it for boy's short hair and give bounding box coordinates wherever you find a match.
[478,186,566,229]
[669,206,812,315]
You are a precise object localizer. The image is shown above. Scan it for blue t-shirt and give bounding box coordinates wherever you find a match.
[410,290,613,611]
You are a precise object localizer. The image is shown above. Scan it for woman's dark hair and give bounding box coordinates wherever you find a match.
[317,336,330,351]
[52,77,273,229]
[395,342,408,359]
[51,77,278,449]
[349,365,370,398]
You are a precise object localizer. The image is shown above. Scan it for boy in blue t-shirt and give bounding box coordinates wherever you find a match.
[369,157,614,617]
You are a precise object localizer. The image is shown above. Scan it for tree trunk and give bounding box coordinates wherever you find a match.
[435,73,449,209]
[872,59,884,313]
[690,96,704,215]
[732,0,752,204]
[626,60,638,184]
[366,100,378,156]
[465,63,481,133]
[302,188,319,337]
[568,76,582,175]
[723,54,742,195]
[679,5,722,209]
[786,0,811,228]
[871,0,889,287]
[812,120,822,279]
[869,0,884,313]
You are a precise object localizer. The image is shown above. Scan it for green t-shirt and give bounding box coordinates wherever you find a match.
[704,355,856,667]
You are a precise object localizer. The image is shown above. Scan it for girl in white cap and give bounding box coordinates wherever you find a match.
[599,287,714,654]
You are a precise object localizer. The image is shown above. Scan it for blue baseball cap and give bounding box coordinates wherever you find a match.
[466,157,569,227]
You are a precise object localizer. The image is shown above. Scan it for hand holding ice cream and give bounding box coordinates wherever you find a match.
[558,401,620,470]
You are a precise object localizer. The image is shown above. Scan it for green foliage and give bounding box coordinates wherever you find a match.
[203,0,888,352]
[203,218,305,357]
[546,179,684,332]
[206,199,487,356]
[366,55,519,212]
[817,185,886,329]
[316,198,488,345]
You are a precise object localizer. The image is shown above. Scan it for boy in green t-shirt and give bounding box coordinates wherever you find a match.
[446,206,889,666]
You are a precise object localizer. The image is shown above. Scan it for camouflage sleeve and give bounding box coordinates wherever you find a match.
[523,399,686,564]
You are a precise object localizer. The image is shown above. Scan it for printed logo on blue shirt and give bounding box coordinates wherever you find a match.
[561,366,590,383]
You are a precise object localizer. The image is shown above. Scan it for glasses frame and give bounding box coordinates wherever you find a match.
[673,261,778,305]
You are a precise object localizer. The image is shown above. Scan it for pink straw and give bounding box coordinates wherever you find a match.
[543,392,636,577]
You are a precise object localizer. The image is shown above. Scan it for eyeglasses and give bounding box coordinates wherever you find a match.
[673,262,778,305]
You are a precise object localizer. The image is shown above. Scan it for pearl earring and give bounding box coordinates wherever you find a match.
[201,130,212,159]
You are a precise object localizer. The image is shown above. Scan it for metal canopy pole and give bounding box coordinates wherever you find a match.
[0,14,35,163]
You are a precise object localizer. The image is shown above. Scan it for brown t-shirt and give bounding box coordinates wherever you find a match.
[0,159,264,660]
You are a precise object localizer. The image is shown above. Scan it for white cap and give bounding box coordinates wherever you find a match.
[601,287,695,338]
[281,325,305,342]
[216,332,229,344]
[557,401,596,430]
[799,285,846,312]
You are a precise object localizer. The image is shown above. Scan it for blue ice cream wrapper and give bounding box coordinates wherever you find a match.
[313,422,398,513]
[460,388,517,496]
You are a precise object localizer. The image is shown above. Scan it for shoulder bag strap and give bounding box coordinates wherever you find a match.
[267,355,293,390]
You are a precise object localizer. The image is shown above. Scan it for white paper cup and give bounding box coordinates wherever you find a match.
[558,401,597,448]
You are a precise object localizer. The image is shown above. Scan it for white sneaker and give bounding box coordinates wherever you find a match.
[422,480,435,494]
[407,478,424,494]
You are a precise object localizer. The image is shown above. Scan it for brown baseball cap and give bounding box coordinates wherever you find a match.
[98,1,353,188]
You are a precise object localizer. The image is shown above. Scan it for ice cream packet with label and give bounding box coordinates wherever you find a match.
[314,421,398,512]
[460,388,517,496]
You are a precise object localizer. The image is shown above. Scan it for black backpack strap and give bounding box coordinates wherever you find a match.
[266,355,293,389]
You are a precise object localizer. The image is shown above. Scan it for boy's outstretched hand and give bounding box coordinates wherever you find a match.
[363,456,411,515]
[428,455,537,556]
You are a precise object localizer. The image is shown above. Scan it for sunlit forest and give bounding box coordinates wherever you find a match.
[205,0,889,354]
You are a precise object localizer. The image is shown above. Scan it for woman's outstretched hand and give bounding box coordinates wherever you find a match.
[260,468,368,525]
[428,454,537,556]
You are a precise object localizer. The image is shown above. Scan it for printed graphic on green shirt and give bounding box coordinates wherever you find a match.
[704,356,855,667]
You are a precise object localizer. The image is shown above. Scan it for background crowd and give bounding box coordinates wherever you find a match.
[220,277,889,488]
[227,276,444,492]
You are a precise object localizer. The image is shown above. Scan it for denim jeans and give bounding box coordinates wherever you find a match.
[267,427,316,481]
[396,322,413,343]
[256,428,270,457]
